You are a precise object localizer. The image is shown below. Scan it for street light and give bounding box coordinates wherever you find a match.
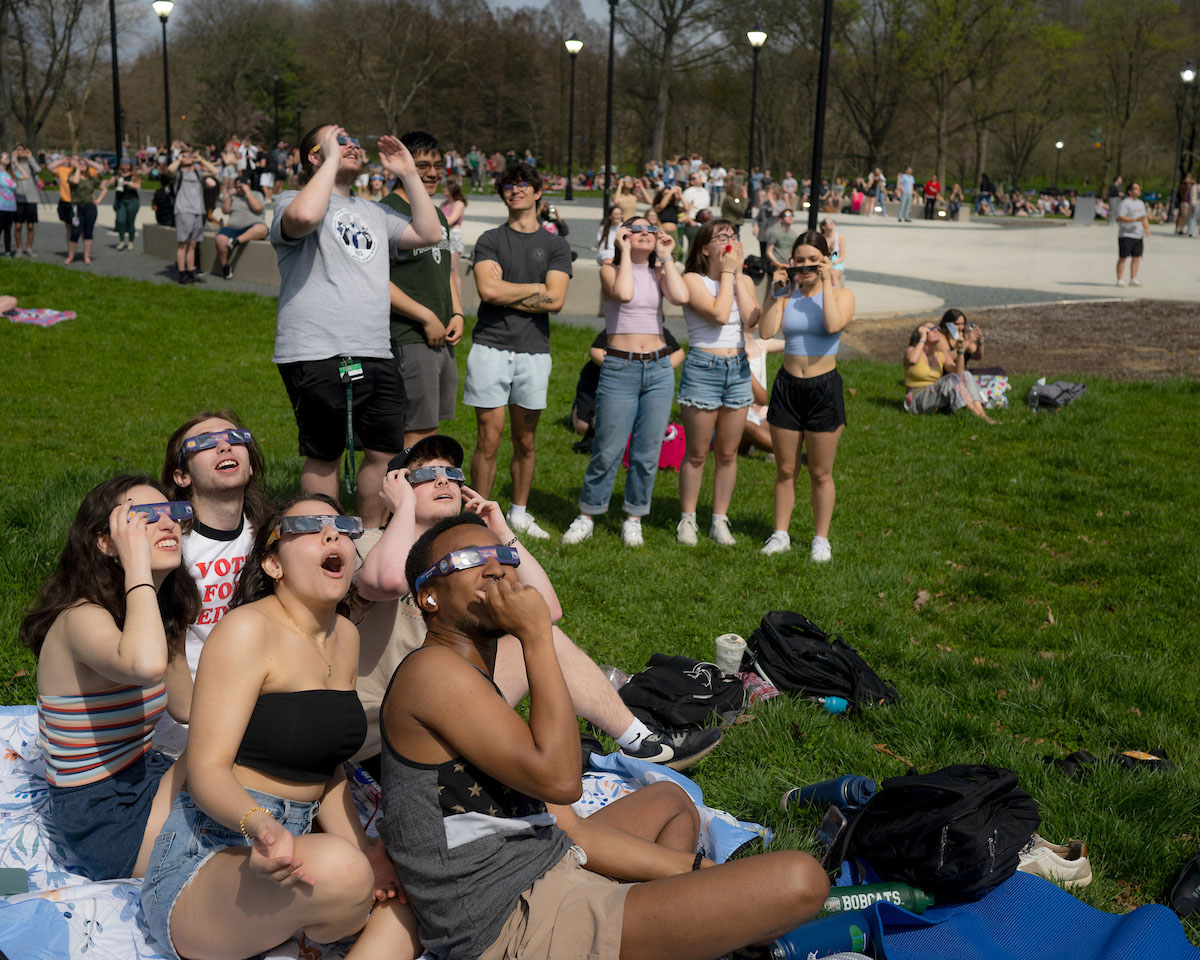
[1168,60,1196,223]
[746,28,767,179]
[1054,140,1064,191]
[806,0,834,230]
[109,0,123,165]
[152,0,174,145]
[564,34,583,202]
[272,69,281,143]
[603,0,618,212]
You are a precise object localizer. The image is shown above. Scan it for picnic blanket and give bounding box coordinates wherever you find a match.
[5,307,76,326]
[0,704,766,959]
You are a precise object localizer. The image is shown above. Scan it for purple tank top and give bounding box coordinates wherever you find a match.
[604,263,664,337]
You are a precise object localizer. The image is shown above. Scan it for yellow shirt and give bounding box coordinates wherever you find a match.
[904,350,944,389]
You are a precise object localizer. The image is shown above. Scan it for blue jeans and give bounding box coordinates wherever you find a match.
[898,192,913,220]
[579,355,675,516]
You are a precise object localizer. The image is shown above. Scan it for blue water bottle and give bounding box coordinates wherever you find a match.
[780,775,877,814]
[769,911,871,959]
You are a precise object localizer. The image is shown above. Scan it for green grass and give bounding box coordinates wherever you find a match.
[2,261,1199,932]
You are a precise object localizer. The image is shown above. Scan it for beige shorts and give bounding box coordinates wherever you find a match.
[478,850,633,960]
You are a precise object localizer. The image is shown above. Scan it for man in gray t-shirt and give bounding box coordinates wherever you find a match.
[1115,182,1149,287]
[216,179,267,279]
[270,123,441,527]
[466,163,572,539]
[168,149,219,284]
[10,145,40,255]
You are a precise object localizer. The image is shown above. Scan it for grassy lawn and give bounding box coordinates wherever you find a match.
[2,261,1198,934]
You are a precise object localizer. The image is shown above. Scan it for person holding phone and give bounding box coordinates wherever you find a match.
[20,476,199,880]
[676,219,761,547]
[562,216,689,547]
[902,319,996,423]
[757,230,855,561]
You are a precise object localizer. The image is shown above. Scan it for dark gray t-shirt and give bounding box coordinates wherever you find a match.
[472,224,573,355]
[225,191,265,229]
[270,190,412,363]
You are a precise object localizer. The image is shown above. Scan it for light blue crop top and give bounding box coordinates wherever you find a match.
[782,291,840,357]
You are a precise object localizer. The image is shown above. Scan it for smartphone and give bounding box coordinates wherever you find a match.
[815,805,849,867]
[772,280,792,299]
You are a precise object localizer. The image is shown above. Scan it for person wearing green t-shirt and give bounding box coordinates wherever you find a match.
[379,131,465,448]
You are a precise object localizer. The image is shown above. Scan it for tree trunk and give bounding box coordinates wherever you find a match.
[648,26,676,162]
[937,98,949,188]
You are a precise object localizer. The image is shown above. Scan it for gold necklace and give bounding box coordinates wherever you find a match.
[276,598,334,678]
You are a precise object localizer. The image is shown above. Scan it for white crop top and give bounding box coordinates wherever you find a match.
[683,274,745,351]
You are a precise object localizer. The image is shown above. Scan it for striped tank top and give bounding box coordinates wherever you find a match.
[38,683,168,787]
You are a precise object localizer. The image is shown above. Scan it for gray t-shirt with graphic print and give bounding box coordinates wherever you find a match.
[270,190,412,363]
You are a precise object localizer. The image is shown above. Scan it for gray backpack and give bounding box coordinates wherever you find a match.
[1028,380,1085,411]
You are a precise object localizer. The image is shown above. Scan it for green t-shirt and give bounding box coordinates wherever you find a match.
[770,225,802,265]
[380,191,452,347]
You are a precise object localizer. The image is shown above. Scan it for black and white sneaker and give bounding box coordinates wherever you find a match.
[621,724,723,771]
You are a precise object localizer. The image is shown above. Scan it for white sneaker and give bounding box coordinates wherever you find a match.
[561,515,594,545]
[761,531,791,555]
[621,517,644,547]
[811,536,832,563]
[1130,278,1142,286]
[506,509,550,540]
[709,516,736,546]
[676,515,699,546]
[1016,833,1092,889]
[1116,278,1129,287]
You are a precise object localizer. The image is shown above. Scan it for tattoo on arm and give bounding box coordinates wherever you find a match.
[518,292,554,310]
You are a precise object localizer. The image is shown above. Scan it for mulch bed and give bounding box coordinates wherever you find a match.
[844,299,1200,380]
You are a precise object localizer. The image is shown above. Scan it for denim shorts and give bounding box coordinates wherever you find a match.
[140,788,320,960]
[47,749,174,881]
[677,349,753,411]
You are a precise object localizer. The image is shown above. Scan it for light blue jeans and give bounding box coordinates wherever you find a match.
[898,191,913,220]
[579,354,675,517]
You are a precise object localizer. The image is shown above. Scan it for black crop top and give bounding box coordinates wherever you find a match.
[235,690,366,783]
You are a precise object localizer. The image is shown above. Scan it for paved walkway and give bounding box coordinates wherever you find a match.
[12,191,1199,316]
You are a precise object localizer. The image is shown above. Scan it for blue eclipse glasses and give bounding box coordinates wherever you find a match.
[266,514,364,546]
[408,465,465,486]
[128,501,194,523]
[414,545,521,592]
[178,428,253,465]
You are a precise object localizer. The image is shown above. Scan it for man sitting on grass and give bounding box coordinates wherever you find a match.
[377,512,829,960]
[354,434,723,771]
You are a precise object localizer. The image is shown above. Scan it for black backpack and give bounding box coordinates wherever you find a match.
[746,611,899,708]
[1028,380,1086,411]
[830,764,1041,901]
[619,654,745,729]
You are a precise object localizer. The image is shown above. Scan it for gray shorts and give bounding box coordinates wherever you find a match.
[175,212,204,244]
[463,342,552,410]
[397,340,458,431]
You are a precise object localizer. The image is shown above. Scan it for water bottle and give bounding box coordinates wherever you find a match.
[769,911,871,959]
[820,882,934,916]
[599,665,630,691]
[780,775,877,814]
[809,696,848,714]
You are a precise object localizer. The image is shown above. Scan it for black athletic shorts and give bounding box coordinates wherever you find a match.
[277,354,407,461]
[57,200,73,224]
[766,367,846,433]
[1118,236,1143,259]
[14,201,37,224]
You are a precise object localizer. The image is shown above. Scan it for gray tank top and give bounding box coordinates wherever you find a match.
[377,659,571,960]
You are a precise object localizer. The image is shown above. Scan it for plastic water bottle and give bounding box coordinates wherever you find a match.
[768,911,871,959]
[599,665,630,691]
[809,696,849,714]
[820,882,934,916]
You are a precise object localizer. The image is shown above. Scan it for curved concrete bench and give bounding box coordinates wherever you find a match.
[141,223,281,285]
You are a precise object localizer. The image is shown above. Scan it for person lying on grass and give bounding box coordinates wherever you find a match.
[377,512,829,960]
[139,495,419,960]
[20,476,198,882]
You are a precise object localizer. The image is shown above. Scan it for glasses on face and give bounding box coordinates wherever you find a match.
[787,265,819,278]
[266,514,364,546]
[627,224,659,234]
[128,501,194,523]
[414,544,521,592]
[502,181,532,194]
[178,428,253,465]
[415,161,446,174]
[336,135,361,148]
[407,465,466,486]
[710,232,736,244]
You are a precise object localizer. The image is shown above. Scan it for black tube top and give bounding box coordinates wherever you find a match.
[235,690,366,783]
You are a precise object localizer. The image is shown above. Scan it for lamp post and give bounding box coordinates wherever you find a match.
[603,0,618,211]
[806,0,833,230]
[1054,140,1064,191]
[746,27,767,179]
[1168,59,1196,224]
[109,0,123,165]
[135,119,141,150]
[294,101,304,145]
[272,70,281,143]
[564,34,583,202]
[152,1,174,146]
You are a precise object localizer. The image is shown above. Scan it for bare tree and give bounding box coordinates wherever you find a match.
[5,0,92,151]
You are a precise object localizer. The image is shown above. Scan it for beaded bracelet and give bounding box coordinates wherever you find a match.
[504,535,520,547]
[240,806,273,839]
[692,851,704,870]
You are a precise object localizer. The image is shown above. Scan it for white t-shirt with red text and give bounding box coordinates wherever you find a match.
[182,516,255,676]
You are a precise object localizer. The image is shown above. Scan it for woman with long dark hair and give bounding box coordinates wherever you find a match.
[676,218,761,546]
[139,493,418,960]
[758,229,855,561]
[20,475,199,880]
[562,215,688,547]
